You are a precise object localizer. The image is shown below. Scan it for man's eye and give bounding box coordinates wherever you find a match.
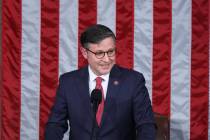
[95,52,104,55]
[108,50,114,53]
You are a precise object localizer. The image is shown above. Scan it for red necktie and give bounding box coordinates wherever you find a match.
[95,77,104,126]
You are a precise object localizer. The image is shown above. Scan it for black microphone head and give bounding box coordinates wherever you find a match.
[91,89,102,104]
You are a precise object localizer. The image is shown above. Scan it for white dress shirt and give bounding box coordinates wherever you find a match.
[88,66,110,99]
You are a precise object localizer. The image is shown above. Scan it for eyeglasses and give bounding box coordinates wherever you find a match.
[86,48,116,59]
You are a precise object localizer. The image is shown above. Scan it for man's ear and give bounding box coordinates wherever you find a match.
[80,47,87,59]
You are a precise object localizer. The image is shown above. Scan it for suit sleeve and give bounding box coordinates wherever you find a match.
[132,73,156,140]
[45,75,69,140]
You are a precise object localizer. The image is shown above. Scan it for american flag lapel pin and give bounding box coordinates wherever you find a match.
[113,80,119,86]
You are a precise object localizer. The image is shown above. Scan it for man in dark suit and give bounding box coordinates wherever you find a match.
[45,24,156,140]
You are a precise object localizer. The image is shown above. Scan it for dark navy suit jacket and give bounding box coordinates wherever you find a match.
[45,65,156,140]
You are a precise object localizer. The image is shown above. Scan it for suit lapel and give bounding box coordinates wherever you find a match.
[100,65,122,131]
[75,66,93,131]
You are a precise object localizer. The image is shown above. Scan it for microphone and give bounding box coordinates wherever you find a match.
[90,89,102,140]
[91,89,102,113]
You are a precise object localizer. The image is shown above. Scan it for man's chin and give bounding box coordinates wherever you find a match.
[97,64,114,75]
[99,69,111,75]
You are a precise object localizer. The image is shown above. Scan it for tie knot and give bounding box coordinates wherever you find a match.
[96,77,102,84]
[95,77,103,89]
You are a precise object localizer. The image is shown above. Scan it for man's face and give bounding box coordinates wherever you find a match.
[81,37,116,76]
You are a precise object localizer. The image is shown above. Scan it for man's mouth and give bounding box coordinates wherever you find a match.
[100,64,110,69]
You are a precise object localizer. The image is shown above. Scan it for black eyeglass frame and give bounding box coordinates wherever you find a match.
[85,48,116,59]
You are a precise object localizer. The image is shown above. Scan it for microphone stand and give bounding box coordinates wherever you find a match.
[90,89,102,140]
[91,101,98,140]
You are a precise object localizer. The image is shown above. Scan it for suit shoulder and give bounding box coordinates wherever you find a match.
[115,65,145,84]
[59,66,86,81]
[60,69,77,78]
[117,65,144,77]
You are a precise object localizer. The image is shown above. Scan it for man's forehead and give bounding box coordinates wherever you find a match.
[88,38,115,50]
[89,44,115,51]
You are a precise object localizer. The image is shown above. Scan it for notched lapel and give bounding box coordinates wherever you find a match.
[100,65,122,133]
[75,67,93,132]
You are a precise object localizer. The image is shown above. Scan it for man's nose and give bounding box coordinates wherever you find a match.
[103,53,110,62]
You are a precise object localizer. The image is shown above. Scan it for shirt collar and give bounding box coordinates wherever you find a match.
[88,66,110,82]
